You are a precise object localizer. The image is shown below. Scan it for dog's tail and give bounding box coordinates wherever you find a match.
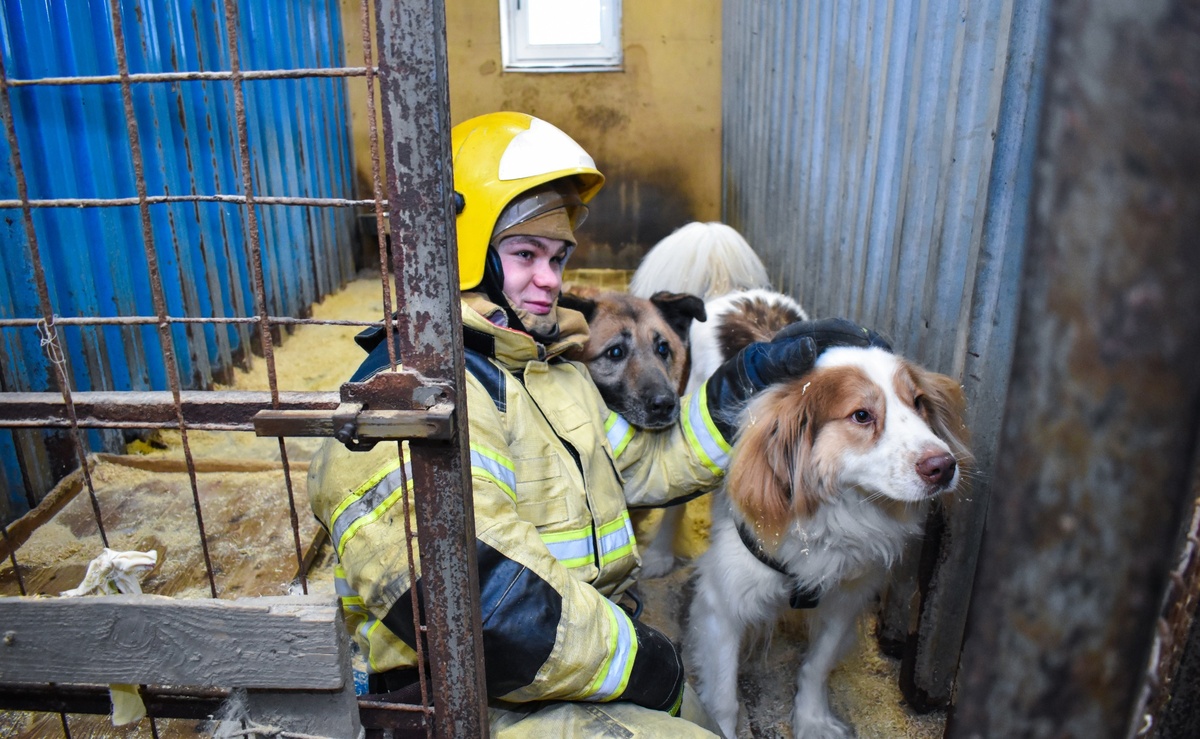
[628,221,771,301]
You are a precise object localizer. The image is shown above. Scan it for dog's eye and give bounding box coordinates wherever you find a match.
[851,409,874,425]
[913,394,927,413]
[656,341,671,358]
[604,345,625,360]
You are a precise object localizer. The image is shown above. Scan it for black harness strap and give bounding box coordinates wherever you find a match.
[735,522,822,610]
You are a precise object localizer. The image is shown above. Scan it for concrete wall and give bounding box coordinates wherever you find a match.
[342,1,723,269]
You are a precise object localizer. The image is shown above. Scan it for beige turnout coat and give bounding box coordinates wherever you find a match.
[307,298,730,713]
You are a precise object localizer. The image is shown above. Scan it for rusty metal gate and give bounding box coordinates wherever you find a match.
[0,0,485,736]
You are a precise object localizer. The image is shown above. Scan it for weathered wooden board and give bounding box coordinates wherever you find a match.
[0,595,344,690]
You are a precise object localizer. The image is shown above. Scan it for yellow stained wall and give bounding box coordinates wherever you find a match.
[342,1,723,269]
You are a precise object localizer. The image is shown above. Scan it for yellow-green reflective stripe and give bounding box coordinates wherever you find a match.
[605,412,634,458]
[470,444,517,501]
[669,685,684,716]
[330,462,412,558]
[541,527,595,569]
[331,460,402,527]
[334,572,367,612]
[363,618,387,674]
[683,385,730,473]
[586,599,636,701]
[598,513,635,565]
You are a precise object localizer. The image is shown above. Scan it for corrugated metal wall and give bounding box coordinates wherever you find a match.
[723,0,1046,709]
[0,0,356,519]
[724,0,1016,367]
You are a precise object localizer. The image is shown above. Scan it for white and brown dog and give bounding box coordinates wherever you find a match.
[684,289,970,738]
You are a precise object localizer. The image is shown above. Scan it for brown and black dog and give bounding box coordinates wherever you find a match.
[559,286,706,429]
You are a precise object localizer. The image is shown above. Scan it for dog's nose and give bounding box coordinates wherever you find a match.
[649,393,677,415]
[916,452,957,488]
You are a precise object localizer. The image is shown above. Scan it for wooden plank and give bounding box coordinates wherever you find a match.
[0,595,344,690]
[0,460,88,561]
[91,452,309,475]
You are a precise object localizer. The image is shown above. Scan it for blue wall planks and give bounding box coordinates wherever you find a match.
[0,0,356,520]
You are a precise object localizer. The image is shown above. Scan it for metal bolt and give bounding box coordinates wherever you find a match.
[3,631,15,646]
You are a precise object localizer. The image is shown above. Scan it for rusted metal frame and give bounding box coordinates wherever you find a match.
[107,1,217,599]
[219,0,315,596]
[356,0,437,721]
[947,0,1200,734]
[0,388,453,441]
[1133,492,1200,735]
[0,36,111,563]
[375,1,488,737]
[357,697,432,733]
[360,0,400,376]
[0,390,334,428]
[398,440,435,737]
[0,194,381,209]
[4,68,370,87]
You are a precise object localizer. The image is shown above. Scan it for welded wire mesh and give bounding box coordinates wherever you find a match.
[0,0,455,735]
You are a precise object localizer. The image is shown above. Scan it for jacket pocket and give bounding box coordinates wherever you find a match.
[514,454,569,525]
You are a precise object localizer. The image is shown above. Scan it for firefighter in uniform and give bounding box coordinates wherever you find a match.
[307,112,880,737]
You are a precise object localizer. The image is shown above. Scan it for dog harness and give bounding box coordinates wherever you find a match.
[735,522,822,609]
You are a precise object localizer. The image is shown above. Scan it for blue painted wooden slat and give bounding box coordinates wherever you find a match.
[0,0,355,517]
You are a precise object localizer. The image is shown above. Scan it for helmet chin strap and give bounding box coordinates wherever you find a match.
[481,247,529,334]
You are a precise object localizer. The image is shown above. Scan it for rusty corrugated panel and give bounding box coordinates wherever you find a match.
[722,0,1044,708]
[948,0,1200,733]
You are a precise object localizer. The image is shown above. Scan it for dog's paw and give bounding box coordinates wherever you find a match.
[791,710,854,739]
[638,548,678,579]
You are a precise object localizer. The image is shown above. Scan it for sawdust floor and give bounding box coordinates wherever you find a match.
[0,274,946,738]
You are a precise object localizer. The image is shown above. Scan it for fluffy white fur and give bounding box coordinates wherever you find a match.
[629,222,770,301]
[629,222,774,578]
[684,293,970,739]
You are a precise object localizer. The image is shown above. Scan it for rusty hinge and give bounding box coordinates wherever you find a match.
[252,370,456,450]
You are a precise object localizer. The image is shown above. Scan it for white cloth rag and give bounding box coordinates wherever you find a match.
[61,547,160,725]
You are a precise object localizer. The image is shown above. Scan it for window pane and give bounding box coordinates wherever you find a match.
[527,0,603,46]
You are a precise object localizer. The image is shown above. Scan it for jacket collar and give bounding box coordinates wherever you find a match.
[461,294,589,367]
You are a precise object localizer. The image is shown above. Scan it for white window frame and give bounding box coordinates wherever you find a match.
[499,0,623,73]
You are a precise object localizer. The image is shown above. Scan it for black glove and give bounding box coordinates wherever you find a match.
[704,318,890,440]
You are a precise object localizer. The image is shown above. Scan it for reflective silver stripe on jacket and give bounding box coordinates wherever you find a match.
[588,599,636,701]
[598,512,635,566]
[470,443,518,501]
[541,528,596,568]
[683,386,730,473]
[604,412,633,458]
[331,462,412,557]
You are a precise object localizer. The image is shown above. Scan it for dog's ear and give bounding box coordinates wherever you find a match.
[912,367,973,468]
[726,381,820,546]
[559,291,598,322]
[649,291,707,340]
